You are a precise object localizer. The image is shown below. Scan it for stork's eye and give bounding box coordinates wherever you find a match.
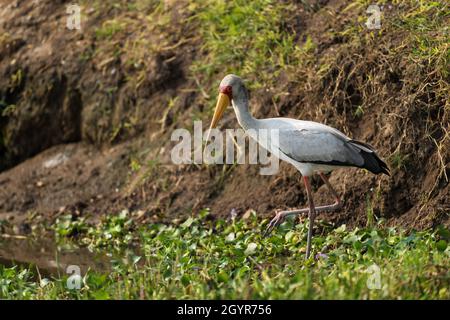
[219,85,233,98]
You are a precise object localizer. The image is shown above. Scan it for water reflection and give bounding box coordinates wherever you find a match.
[0,235,112,277]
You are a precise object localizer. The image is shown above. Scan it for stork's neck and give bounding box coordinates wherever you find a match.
[232,87,257,130]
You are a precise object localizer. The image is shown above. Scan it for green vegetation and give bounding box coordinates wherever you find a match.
[95,19,127,40]
[395,0,449,72]
[190,0,315,110]
[192,1,298,80]
[1,211,449,299]
[389,151,409,170]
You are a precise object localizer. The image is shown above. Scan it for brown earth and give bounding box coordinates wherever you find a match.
[0,0,448,233]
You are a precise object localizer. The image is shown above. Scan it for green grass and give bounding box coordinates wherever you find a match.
[395,0,449,79]
[389,151,409,170]
[95,19,127,40]
[1,210,449,299]
[190,0,314,110]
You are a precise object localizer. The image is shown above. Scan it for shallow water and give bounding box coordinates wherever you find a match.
[0,235,112,278]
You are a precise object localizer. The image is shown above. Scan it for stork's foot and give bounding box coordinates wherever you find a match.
[263,211,289,237]
[263,201,342,237]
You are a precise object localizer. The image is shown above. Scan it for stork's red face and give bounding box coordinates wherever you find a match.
[208,74,242,131]
[219,85,233,99]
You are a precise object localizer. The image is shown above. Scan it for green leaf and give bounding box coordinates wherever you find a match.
[285,231,295,242]
[437,225,450,240]
[436,240,447,252]
[226,232,235,242]
[181,217,194,228]
[353,240,363,251]
[244,242,257,255]
[217,271,229,283]
[181,274,190,286]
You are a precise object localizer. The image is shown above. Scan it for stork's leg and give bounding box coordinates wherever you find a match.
[303,176,316,259]
[318,172,342,210]
[264,173,342,236]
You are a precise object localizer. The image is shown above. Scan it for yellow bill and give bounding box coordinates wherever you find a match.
[210,93,230,129]
[205,92,230,142]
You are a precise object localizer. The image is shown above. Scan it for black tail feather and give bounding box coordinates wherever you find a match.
[349,140,390,176]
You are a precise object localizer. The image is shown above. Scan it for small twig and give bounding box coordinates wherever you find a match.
[0,234,27,240]
[193,76,210,99]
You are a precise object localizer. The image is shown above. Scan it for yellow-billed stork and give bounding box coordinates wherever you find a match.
[208,74,389,259]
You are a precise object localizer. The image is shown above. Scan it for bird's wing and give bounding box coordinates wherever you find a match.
[275,128,365,166]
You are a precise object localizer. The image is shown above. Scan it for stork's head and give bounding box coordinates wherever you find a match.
[209,74,245,129]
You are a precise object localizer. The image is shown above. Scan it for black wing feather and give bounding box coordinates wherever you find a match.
[348,140,390,175]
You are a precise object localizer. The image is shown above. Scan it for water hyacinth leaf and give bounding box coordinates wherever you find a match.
[437,225,450,240]
[199,208,210,219]
[285,230,295,242]
[226,232,235,242]
[217,270,229,283]
[88,274,108,287]
[132,255,141,265]
[181,274,190,286]
[118,210,128,219]
[110,225,122,234]
[181,217,194,228]
[39,278,50,288]
[92,290,110,300]
[353,240,363,251]
[244,242,258,255]
[343,234,359,244]
[436,240,447,252]
[163,267,172,279]
[335,224,347,233]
